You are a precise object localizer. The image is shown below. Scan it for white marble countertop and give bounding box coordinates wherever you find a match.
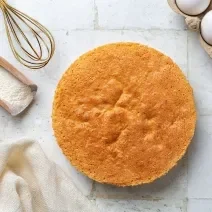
[0,0,212,211]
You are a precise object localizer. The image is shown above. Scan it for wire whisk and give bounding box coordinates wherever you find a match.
[0,0,55,69]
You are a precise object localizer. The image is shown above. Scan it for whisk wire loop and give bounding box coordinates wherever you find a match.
[0,0,55,69]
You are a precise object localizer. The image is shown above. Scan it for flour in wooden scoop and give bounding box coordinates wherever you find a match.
[0,66,33,116]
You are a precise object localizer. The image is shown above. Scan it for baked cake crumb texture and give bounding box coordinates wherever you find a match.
[52,42,196,186]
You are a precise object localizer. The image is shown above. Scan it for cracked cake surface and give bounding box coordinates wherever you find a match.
[52,42,196,186]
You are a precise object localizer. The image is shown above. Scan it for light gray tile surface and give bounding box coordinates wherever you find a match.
[0,0,95,31]
[96,199,186,212]
[188,199,212,212]
[1,30,185,84]
[95,0,186,29]
[0,0,211,211]
[188,116,212,199]
[0,28,188,199]
[188,31,212,116]
[46,30,188,81]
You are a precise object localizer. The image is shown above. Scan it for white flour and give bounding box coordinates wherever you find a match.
[0,66,33,115]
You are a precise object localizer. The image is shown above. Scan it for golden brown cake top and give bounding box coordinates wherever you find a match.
[52,42,196,186]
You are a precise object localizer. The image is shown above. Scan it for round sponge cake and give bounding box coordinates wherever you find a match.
[52,42,196,186]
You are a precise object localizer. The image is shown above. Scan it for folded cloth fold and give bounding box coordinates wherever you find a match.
[0,139,99,212]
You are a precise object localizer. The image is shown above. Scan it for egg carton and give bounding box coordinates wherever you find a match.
[168,0,212,57]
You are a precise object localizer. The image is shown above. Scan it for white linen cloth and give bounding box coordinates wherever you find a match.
[0,139,99,212]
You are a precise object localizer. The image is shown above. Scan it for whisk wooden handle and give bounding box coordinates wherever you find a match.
[0,57,37,92]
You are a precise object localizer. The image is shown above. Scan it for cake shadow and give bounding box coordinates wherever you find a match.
[93,156,187,200]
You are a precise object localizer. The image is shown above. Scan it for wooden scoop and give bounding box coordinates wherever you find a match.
[0,57,37,116]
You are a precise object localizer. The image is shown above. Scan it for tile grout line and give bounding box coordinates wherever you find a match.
[199,114,212,117]
[186,30,189,212]
[92,195,188,201]
[185,31,189,212]
[187,31,189,79]
[88,180,96,200]
[190,198,212,200]
[184,198,188,212]
[55,28,188,32]
[0,28,189,34]
[93,0,99,30]
[186,153,189,212]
